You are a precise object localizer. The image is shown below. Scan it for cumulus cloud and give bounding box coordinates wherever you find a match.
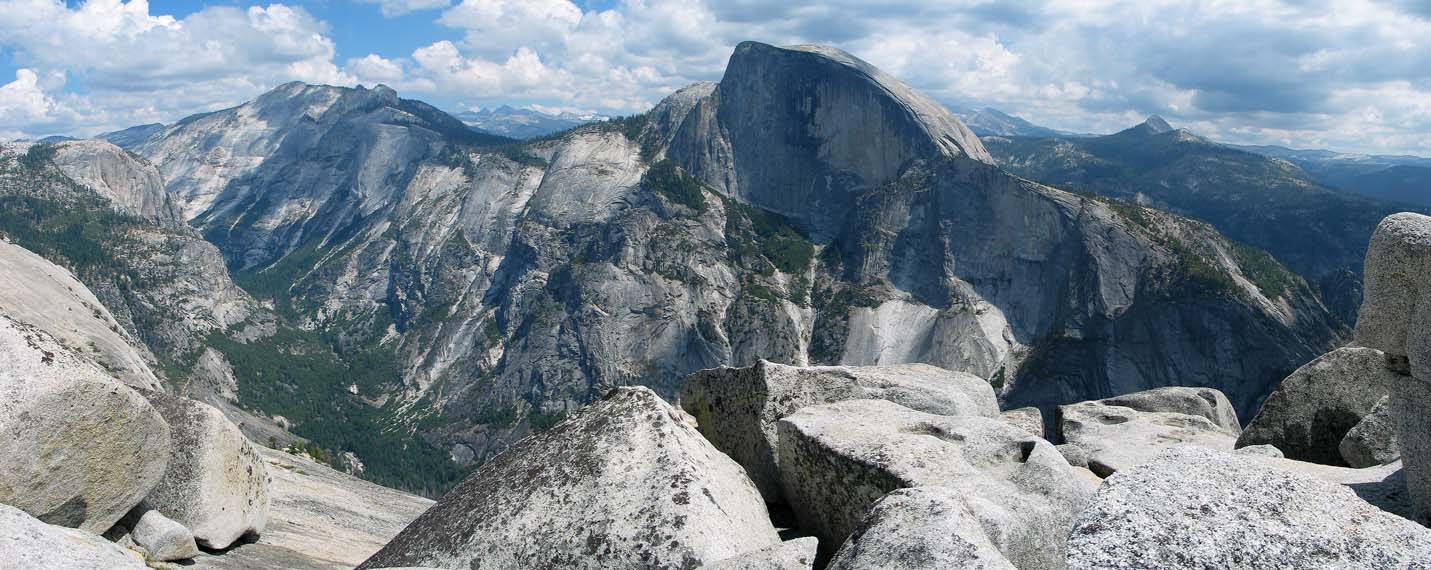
[3,0,1431,155]
[0,0,354,138]
[355,0,452,18]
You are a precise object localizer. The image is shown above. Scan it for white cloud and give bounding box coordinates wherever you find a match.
[3,0,1431,155]
[355,0,452,18]
[0,0,354,138]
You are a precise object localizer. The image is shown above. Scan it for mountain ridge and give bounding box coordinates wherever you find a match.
[2,41,1348,489]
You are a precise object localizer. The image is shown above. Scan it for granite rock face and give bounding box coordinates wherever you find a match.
[777,398,1093,567]
[358,387,780,570]
[826,487,1017,570]
[128,42,1344,465]
[1095,387,1241,435]
[1340,395,1401,468]
[1066,447,1431,569]
[1356,212,1431,524]
[108,502,200,562]
[708,537,819,570]
[143,391,270,549]
[0,238,161,390]
[49,139,181,223]
[1058,390,1240,477]
[0,315,171,533]
[1000,407,1045,438]
[187,446,434,570]
[1236,347,1400,465]
[680,360,997,499]
[0,504,149,570]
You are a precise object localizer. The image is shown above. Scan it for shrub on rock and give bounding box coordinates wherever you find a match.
[358,387,780,570]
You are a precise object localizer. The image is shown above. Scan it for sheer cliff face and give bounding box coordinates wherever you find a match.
[658,42,1343,418]
[130,42,1344,464]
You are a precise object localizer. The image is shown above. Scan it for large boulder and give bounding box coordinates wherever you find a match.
[1340,395,1401,468]
[1066,447,1431,569]
[0,503,149,570]
[777,398,1092,568]
[827,487,1017,570]
[1058,391,1239,477]
[358,387,780,569]
[1236,347,1400,465]
[1356,212,1431,524]
[709,537,818,570]
[106,502,200,562]
[680,360,998,500]
[1000,407,1044,438]
[1096,387,1241,434]
[0,315,171,533]
[0,239,160,390]
[142,391,270,549]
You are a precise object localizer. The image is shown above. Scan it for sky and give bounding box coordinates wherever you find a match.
[1,0,1430,156]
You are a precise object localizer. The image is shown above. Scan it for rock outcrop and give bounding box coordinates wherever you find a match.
[1000,407,1045,438]
[826,487,1017,570]
[709,537,819,570]
[142,391,270,550]
[107,502,200,562]
[0,314,171,533]
[189,446,433,570]
[0,238,160,390]
[1058,389,1240,477]
[1340,395,1400,467]
[0,504,148,570]
[777,399,1092,567]
[1236,347,1399,465]
[1066,447,1431,569]
[49,139,180,223]
[126,41,1343,468]
[1355,211,1431,523]
[1095,387,1241,434]
[680,360,998,499]
[358,387,779,570]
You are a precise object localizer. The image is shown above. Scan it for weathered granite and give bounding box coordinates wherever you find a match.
[359,387,780,569]
[826,487,1017,570]
[0,315,170,533]
[777,398,1093,567]
[1067,447,1431,569]
[680,360,998,500]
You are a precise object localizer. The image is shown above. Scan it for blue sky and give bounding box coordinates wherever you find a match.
[2,1,1430,157]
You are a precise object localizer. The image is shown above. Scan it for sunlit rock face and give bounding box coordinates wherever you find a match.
[131,41,1343,464]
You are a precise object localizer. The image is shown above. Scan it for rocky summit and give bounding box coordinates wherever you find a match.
[1,34,1429,570]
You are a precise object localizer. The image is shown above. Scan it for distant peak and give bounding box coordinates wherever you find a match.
[1143,115,1174,134]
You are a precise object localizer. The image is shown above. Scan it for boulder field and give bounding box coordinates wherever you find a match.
[0,240,272,565]
[10,205,1431,568]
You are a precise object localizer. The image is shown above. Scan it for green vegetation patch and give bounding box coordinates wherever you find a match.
[1228,241,1296,300]
[643,159,707,213]
[210,326,467,496]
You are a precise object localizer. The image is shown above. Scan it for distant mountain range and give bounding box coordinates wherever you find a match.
[451,105,609,139]
[950,106,1081,137]
[982,115,1424,326]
